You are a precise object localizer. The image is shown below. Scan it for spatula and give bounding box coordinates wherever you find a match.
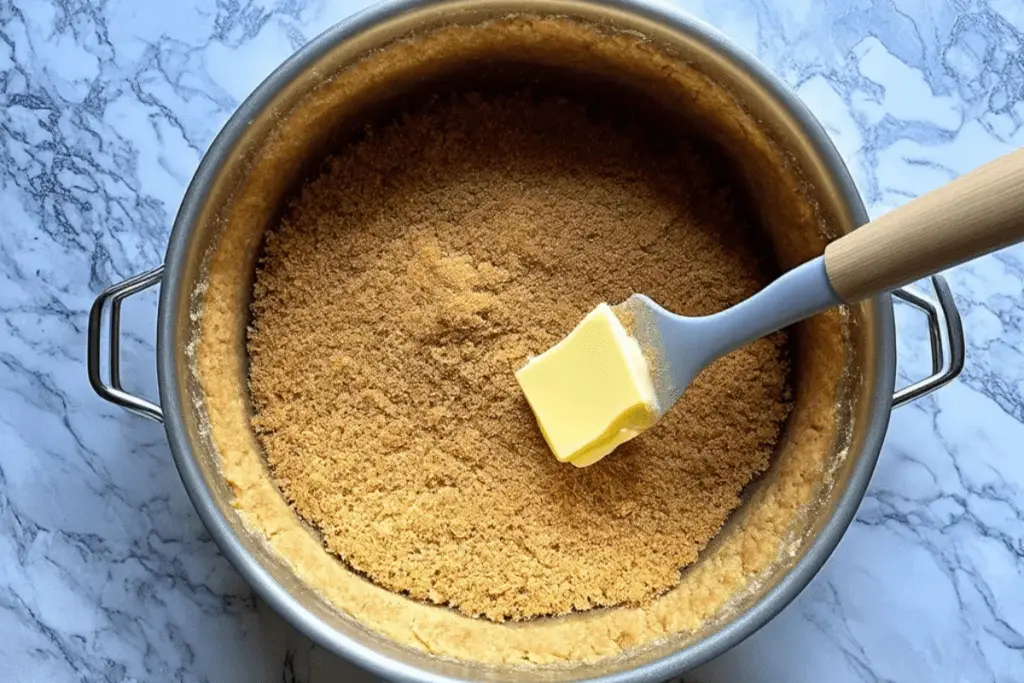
[619,147,1024,417]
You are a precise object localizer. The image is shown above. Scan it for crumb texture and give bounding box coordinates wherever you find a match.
[247,91,794,621]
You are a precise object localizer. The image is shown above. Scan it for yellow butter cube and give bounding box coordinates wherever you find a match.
[515,303,659,467]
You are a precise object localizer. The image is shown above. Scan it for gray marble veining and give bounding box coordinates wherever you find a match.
[1,0,1022,681]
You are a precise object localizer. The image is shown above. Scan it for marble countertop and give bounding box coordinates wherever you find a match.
[2,0,1022,681]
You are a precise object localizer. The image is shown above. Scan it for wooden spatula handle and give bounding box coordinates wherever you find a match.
[824,147,1024,302]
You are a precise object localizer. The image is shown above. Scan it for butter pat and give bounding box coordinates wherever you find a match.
[515,303,659,467]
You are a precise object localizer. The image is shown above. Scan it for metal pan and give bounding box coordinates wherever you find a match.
[87,1,964,680]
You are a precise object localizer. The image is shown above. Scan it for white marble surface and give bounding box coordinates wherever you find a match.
[1,0,1022,681]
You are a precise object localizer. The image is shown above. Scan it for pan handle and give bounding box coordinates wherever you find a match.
[87,266,165,422]
[891,274,965,407]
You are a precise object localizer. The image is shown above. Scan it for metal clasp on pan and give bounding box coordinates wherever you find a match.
[87,265,165,422]
[891,275,965,407]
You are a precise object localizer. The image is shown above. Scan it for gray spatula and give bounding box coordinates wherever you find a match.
[618,147,1024,417]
